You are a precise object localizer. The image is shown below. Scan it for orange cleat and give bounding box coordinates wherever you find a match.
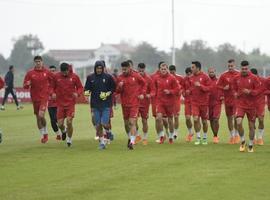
[56,135,61,140]
[228,137,234,144]
[185,134,193,142]
[257,138,264,146]
[142,139,148,145]
[239,141,246,152]
[213,136,219,144]
[135,135,142,144]
[234,135,240,144]
[253,139,257,145]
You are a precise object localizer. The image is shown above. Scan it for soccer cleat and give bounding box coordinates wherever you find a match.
[194,138,201,145]
[173,133,178,140]
[228,137,234,144]
[99,143,106,150]
[239,141,246,152]
[128,141,134,150]
[159,136,165,144]
[142,139,148,145]
[257,138,264,146]
[253,139,257,145]
[234,135,240,144]
[185,134,193,142]
[56,135,61,140]
[213,136,219,144]
[41,134,48,143]
[67,142,72,147]
[17,105,23,110]
[202,138,208,145]
[169,138,173,144]
[248,145,254,153]
[61,131,67,141]
[135,135,142,144]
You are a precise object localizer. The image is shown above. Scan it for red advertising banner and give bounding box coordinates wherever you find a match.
[0,87,31,103]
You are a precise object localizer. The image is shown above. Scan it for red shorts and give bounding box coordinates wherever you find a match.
[185,103,192,116]
[33,100,48,115]
[192,104,209,120]
[225,104,235,116]
[122,106,139,120]
[209,104,222,120]
[173,100,181,116]
[256,104,265,117]
[139,105,150,119]
[235,107,256,122]
[156,104,174,118]
[57,105,75,120]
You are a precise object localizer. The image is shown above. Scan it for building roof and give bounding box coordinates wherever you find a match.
[48,49,95,61]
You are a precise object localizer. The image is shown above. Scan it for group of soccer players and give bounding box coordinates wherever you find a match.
[2,55,269,153]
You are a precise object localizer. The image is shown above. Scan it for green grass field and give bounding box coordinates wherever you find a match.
[1,104,270,200]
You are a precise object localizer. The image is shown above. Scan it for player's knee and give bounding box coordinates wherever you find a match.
[236,117,242,125]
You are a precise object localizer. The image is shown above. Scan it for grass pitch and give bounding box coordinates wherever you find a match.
[0,104,270,200]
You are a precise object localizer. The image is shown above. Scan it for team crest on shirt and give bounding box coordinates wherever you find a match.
[70,78,73,82]
[248,79,251,83]
[44,73,47,77]
[200,78,202,82]
[166,79,169,83]
[132,77,135,81]
[103,79,105,83]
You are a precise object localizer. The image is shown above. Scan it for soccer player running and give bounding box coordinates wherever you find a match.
[233,61,260,152]
[217,59,240,144]
[1,65,23,110]
[151,62,170,142]
[116,61,146,150]
[84,61,116,149]
[189,61,210,145]
[152,63,180,144]
[250,68,267,145]
[183,67,194,142]
[137,63,152,145]
[169,65,184,140]
[47,65,62,140]
[51,63,83,147]
[23,56,53,143]
[208,67,224,144]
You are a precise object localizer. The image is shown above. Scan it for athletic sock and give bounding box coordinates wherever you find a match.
[230,130,235,137]
[258,129,264,139]
[130,135,136,143]
[196,132,201,139]
[159,131,164,137]
[188,128,193,135]
[203,132,207,139]
[169,132,174,139]
[143,132,148,140]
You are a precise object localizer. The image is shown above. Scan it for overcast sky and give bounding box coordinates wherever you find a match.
[0,0,270,58]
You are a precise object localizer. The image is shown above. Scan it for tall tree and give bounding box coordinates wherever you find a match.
[9,34,44,71]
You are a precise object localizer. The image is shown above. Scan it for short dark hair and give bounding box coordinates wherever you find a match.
[250,68,258,75]
[158,61,165,69]
[101,60,106,67]
[192,61,201,70]
[9,65,14,70]
[60,62,69,72]
[34,55,42,61]
[127,59,133,66]
[241,60,249,67]
[185,67,192,74]
[138,63,146,69]
[228,59,235,63]
[49,65,56,69]
[169,65,176,71]
[121,61,130,68]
